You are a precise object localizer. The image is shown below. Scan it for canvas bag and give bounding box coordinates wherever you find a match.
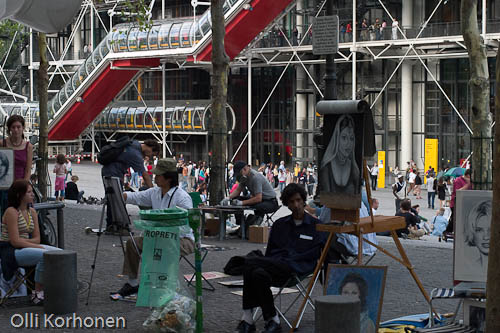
[134,222,180,307]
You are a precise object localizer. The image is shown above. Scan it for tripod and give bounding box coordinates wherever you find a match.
[86,176,140,305]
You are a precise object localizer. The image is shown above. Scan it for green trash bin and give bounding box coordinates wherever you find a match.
[134,208,189,308]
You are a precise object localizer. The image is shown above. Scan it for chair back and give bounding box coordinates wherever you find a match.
[189,192,203,208]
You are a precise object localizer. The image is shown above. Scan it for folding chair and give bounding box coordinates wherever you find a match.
[180,246,215,291]
[262,205,282,226]
[253,271,321,330]
[427,282,486,328]
[0,266,35,306]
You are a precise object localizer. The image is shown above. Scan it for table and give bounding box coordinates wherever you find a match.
[199,205,255,241]
[290,215,435,332]
[34,201,65,248]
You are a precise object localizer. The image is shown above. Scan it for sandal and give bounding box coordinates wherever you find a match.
[30,291,44,306]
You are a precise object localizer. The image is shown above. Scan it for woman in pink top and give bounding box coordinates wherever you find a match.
[1,115,34,181]
[0,115,33,216]
[53,154,67,201]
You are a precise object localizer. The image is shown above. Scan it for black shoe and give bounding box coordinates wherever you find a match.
[235,320,256,333]
[263,320,281,332]
[110,283,138,297]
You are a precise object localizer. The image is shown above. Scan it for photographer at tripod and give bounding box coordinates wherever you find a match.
[101,139,160,233]
[110,158,194,299]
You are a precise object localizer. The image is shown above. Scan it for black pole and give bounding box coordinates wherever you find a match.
[324,0,336,100]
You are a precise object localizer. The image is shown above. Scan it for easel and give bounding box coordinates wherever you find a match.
[86,176,140,305]
[289,160,436,332]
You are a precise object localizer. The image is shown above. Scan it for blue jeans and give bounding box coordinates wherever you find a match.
[428,192,436,209]
[14,245,61,283]
[131,172,139,188]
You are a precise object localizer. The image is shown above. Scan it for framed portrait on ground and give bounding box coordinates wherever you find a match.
[464,299,485,333]
[324,265,387,333]
[0,148,14,189]
[315,100,376,211]
[454,190,492,282]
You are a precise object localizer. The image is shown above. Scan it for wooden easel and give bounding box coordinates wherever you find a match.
[289,160,436,332]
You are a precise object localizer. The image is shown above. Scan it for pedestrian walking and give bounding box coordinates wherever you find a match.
[427,174,436,209]
[370,162,379,190]
[306,171,315,197]
[437,177,447,208]
[414,171,423,199]
[53,154,67,201]
[392,174,407,212]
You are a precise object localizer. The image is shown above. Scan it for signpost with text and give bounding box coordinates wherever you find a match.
[313,15,339,55]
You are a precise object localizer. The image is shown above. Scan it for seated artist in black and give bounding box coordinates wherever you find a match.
[235,183,326,333]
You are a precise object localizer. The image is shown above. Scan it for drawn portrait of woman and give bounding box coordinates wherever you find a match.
[0,151,10,187]
[320,114,360,194]
[463,200,491,268]
[339,273,376,333]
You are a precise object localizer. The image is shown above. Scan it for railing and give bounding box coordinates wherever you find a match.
[252,19,500,49]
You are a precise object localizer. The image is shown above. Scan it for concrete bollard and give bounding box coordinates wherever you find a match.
[315,295,360,333]
[43,250,78,315]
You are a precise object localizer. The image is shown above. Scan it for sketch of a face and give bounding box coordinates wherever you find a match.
[464,200,491,258]
[0,153,9,180]
[338,123,355,164]
[472,215,490,256]
[341,282,360,300]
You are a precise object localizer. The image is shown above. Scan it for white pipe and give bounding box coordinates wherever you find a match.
[29,28,33,101]
[401,62,413,168]
[162,62,166,158]
[482,0,487,38]
[352,0,356,100]
[247,57,252,164]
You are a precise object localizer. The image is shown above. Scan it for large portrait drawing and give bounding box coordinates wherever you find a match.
[324,265,387,332]
[0,148,14,189]
[319,113,364,209]
[454,190,492,282]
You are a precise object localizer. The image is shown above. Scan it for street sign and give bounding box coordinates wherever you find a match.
[313,15,339,55]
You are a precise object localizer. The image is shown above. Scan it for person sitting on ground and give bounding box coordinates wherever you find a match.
[65,175,84,203]
[431,208,448,238]
[221,161,279,235]
[0,180,61,305]
[110,158,194,299]
[395,199,425,238]
[235,183,326,333]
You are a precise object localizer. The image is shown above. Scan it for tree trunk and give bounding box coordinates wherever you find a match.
[461,0,492,189]
[208,0,229,206]
[36,32,49,200]
[486,41,500,333]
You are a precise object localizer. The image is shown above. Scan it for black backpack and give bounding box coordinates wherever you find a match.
[97,136,132,165]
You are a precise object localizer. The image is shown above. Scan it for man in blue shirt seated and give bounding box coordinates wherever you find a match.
[236,183,326,333]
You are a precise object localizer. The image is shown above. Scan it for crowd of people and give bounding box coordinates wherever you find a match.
[339,17,399,42]
[390,160,471,241]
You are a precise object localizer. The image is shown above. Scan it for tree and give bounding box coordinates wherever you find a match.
[36,32,49,199]
[486,36,500,333]
[208,0,229,205]
[461,0,492,189]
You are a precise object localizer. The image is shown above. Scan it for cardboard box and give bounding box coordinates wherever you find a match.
[249,225,270,244]
[204,218,220,236]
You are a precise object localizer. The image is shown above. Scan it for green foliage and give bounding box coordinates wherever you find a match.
[120,0,152,32]
[0,20,27,67]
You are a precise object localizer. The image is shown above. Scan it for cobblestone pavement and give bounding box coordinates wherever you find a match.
[0,162,458,332]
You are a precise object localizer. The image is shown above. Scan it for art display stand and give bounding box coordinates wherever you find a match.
[289,160,436,332]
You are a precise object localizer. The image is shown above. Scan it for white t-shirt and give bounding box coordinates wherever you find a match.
[408,172,416,183]
[371,166,379,176]
[427,177,436,193]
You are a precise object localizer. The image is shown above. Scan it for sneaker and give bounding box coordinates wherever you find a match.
[235,320,256,333]
[110,283,138,297]
[263,320,281,332]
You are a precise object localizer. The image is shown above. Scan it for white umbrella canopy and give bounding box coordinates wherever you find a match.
[0,0,82,33]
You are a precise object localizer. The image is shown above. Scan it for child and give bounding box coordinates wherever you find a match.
[65,175,84,203]
[53,154,67,201]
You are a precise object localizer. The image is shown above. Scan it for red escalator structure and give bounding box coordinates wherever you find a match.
[48,0,293,141]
